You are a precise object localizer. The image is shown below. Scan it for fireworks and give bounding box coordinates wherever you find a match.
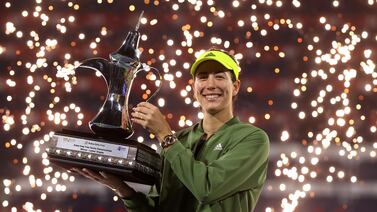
[0,0,376,211]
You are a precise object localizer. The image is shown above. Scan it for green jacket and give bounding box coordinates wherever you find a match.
[124,117,270,212]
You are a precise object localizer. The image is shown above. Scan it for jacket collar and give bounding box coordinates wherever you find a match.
[197,116,240,134]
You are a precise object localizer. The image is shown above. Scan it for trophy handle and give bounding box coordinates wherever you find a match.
[76,58,111,86]
[134,63,163,103]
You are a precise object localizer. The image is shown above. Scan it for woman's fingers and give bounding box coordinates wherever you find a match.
[131,111,145,120]
[72,168,135,199]
[72,168,104,182]
[132,106,152,119]
[136,102,154,110]
[82,168,103,180]
[72,168,98,181]
[100,171,116,180]
[131,102,172,142]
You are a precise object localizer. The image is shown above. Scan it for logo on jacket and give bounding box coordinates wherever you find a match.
[213,143,223,151]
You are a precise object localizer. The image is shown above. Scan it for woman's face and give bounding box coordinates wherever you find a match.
[193,60,240,115]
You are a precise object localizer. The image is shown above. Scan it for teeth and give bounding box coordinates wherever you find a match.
[205,94,220,100]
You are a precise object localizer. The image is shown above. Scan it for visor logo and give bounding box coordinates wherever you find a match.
[205,52,216,57]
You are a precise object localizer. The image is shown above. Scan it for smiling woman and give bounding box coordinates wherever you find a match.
[192,60,240,117]
[118,49,270,212]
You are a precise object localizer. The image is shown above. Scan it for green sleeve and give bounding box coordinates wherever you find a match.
[122,185,159,212]
[163,129,269,204]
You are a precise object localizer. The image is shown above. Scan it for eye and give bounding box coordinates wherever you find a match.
[196,74,208,80]
[215,73,226,79]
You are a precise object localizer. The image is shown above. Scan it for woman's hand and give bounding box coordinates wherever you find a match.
[72,168,136,199]
[131,102,172,142]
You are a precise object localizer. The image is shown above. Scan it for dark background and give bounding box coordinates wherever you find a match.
[0,0,376,211]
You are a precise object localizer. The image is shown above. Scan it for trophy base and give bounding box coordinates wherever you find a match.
[46,129,161,185]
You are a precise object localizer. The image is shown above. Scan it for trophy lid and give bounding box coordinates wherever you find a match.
[110,11,144,67]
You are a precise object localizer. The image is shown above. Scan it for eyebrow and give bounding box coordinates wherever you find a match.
[196,71,229,78]
[197,71,222,75]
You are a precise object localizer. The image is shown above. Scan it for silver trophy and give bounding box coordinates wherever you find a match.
[46,12,162,185]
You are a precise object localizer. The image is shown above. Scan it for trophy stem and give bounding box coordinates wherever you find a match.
[135,11,144,31]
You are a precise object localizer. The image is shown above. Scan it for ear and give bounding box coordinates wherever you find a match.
[191,83,198,100]
[232,80,241,96]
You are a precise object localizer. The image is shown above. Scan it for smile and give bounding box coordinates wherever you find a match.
[202,93,222,100]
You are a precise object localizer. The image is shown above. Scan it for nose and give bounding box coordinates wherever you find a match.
[206,74,216,88]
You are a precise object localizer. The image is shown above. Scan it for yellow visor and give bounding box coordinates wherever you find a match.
[190,50,240,80]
